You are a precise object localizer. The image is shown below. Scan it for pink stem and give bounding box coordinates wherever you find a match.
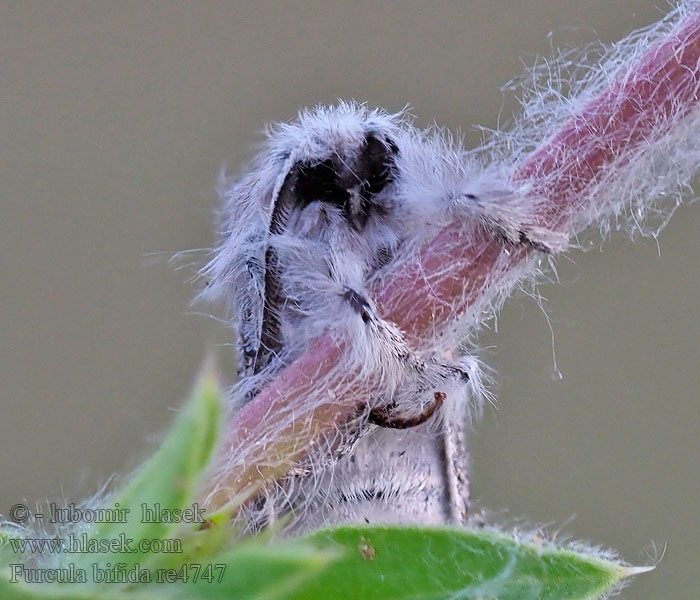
[205,8,700,509]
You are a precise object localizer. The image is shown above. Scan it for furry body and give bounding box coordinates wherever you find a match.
[203,102,562,428]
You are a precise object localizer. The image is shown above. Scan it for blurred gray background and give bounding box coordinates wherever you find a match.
[1,1,698,598]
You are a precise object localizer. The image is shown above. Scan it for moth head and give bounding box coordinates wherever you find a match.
[267,103,402,231]
[295,132,398,230]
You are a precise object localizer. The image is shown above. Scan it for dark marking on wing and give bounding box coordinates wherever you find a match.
[252,167,299,374]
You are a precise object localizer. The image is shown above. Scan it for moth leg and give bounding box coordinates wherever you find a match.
[341,287,471,430]
[456,192,569,254]
[368,391,445,429]
[372,353,470,430]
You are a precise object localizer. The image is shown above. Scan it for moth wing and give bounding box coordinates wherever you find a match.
[250,162,301,375]
[201,155,300,379]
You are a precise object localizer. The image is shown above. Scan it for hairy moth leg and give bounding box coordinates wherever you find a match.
[453,188,568,254]
[453,190,569,254]
[341,286,472,431]
[369,391,445,429]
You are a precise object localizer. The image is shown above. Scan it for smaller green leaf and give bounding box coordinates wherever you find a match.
[0,536,337,600]
[71,362,223,573]
[153,542,339,600]
[0,572,153,600]
[142,488,261,573]
[284,525,647,600]
[0,526,27,566]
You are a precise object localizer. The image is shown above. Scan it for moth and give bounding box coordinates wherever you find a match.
[199,102,569,529]
[203,102,565,433]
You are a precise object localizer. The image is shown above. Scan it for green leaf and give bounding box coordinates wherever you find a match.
[0,572,153,600]
[158,541,339,600]
[0,543,335,600]
[72,364,223,573]
[283,525,645,600]
[0,527,26,566]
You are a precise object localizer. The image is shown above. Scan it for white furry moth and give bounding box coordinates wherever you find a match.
[204,102,562,422]
[201,102,565,529]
